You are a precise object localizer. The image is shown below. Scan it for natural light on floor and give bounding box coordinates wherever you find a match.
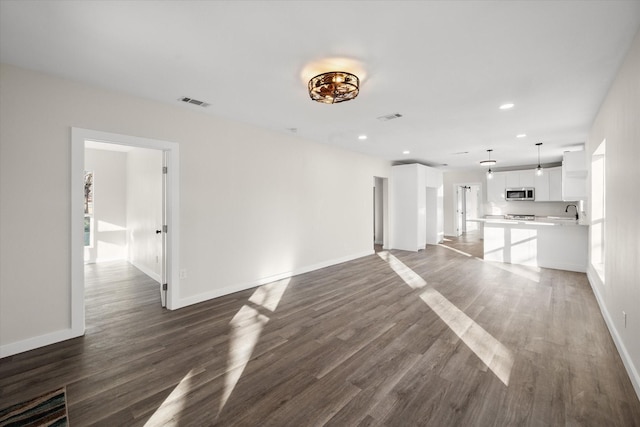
[144,369,198,426]
[220,278,290,412]
[438,244,472,257]
[377,251,427,289]
[378,251,514,386]
[144,278,290,424]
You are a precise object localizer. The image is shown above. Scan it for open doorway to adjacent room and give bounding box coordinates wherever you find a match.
[373,176,388,253]
[454,184,481,238]
[71,128,181,338]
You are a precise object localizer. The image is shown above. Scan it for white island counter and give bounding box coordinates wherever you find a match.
[472,217,588,272]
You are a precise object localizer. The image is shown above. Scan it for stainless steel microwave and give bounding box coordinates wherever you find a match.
[505,187,535,201]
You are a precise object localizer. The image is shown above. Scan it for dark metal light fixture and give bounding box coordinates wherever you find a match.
[308,71,359,104]
[535,142,543,176]
[480,149,496,166]
[482,149,495,179]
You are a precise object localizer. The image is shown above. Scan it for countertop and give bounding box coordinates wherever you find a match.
[470,216,588,227]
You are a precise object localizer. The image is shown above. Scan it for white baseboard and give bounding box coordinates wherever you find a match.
[0,326,84,359]
[130,259,161,284]
[587,265,640,401]
[176,250,374,309]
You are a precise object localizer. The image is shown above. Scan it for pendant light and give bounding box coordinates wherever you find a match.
[535,143,543,176]
[481,149,495,179]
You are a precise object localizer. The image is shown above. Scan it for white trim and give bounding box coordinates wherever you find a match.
[449,182,483,237]
[72,129,181,324]
[587,265,640,400]
[130,259,162,284]
[0,329,82,358]
[176,250,374,308]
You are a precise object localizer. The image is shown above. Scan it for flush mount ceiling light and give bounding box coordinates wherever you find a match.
[308,71,359,104]
[499,103,515,110]
[480,149,496,166]
[535,142,544,176]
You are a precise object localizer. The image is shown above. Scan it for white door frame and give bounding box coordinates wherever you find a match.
[451,182,482,237]
[71,128,181,335]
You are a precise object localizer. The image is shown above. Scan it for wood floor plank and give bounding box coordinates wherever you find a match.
[1,235,639,426]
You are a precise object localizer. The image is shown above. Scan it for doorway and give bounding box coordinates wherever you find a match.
[373,177,388,252]
[455,184,481,237]
[71,128,180,337]
[83,142,166,303]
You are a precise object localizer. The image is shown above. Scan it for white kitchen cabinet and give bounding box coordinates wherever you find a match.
[506,170,535,188]
[487,171,507,203]
[549,167,562,201]
[563,151,587,201]
[534,166,562,202]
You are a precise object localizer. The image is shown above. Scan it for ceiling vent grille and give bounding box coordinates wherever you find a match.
[179,97,210,107]
[377,113,403,121]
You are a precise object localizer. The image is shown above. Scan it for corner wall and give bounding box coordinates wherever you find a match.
[585,29,640,398]
[0,63,390,355]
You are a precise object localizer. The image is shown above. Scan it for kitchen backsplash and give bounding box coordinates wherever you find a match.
[484,200,585,219]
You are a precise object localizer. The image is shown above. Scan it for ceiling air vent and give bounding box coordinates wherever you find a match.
[377,113,403,121]
[179,97,210,107]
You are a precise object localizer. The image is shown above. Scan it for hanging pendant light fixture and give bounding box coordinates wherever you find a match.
[308,71,359,104]
[481,149,495,179]
[535,142,543,176]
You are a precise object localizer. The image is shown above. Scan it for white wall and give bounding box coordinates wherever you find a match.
[0,63,390,354]
[83,148,128,263]
[585,29,640,397]
[126,147,163,282]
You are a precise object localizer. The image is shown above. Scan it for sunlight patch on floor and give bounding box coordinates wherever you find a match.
[144,368,200,426]
[219,278,290,413]
[377,251,427,289]
[420,288,514,386]
[249,278,289,311]
[378,251,513,386]
[438,244,473,257]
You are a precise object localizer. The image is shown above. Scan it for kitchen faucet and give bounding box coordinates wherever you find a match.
[565,204,579,220]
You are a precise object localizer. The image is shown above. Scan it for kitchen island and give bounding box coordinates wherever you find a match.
[472,216,588,272]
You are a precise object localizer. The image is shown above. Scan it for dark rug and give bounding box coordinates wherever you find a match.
[0,387,68,427]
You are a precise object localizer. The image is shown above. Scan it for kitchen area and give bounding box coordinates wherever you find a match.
[473,150,589,272]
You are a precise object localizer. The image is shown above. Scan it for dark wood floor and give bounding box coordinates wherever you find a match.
[2,238,639,426]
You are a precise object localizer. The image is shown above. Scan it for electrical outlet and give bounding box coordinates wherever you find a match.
[623,311,627,328]
[179,269,187,279]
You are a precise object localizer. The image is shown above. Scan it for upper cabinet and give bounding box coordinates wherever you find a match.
[534,166,562,202]
[562,151,587,201]
[505,170,535,188]
[487,171,507,203]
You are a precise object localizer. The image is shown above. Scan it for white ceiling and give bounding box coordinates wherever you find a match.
[1,1,639,170]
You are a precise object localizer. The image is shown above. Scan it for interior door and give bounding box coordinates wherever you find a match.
[456,187,463,236]
[160,151,168,307]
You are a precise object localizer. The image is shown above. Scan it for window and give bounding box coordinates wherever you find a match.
[591,141,605,282]
[84,171,94,247]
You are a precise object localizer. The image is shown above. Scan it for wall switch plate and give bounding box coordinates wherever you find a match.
[179,269,187,279]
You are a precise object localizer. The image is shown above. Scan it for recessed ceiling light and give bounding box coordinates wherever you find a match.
[358,135,367,140]
[402,150,410,155]
[516,133,527,138]
[499,103,515,110]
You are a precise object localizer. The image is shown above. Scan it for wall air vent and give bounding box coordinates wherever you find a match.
[377,113,403,121]
[179,97,210,107]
